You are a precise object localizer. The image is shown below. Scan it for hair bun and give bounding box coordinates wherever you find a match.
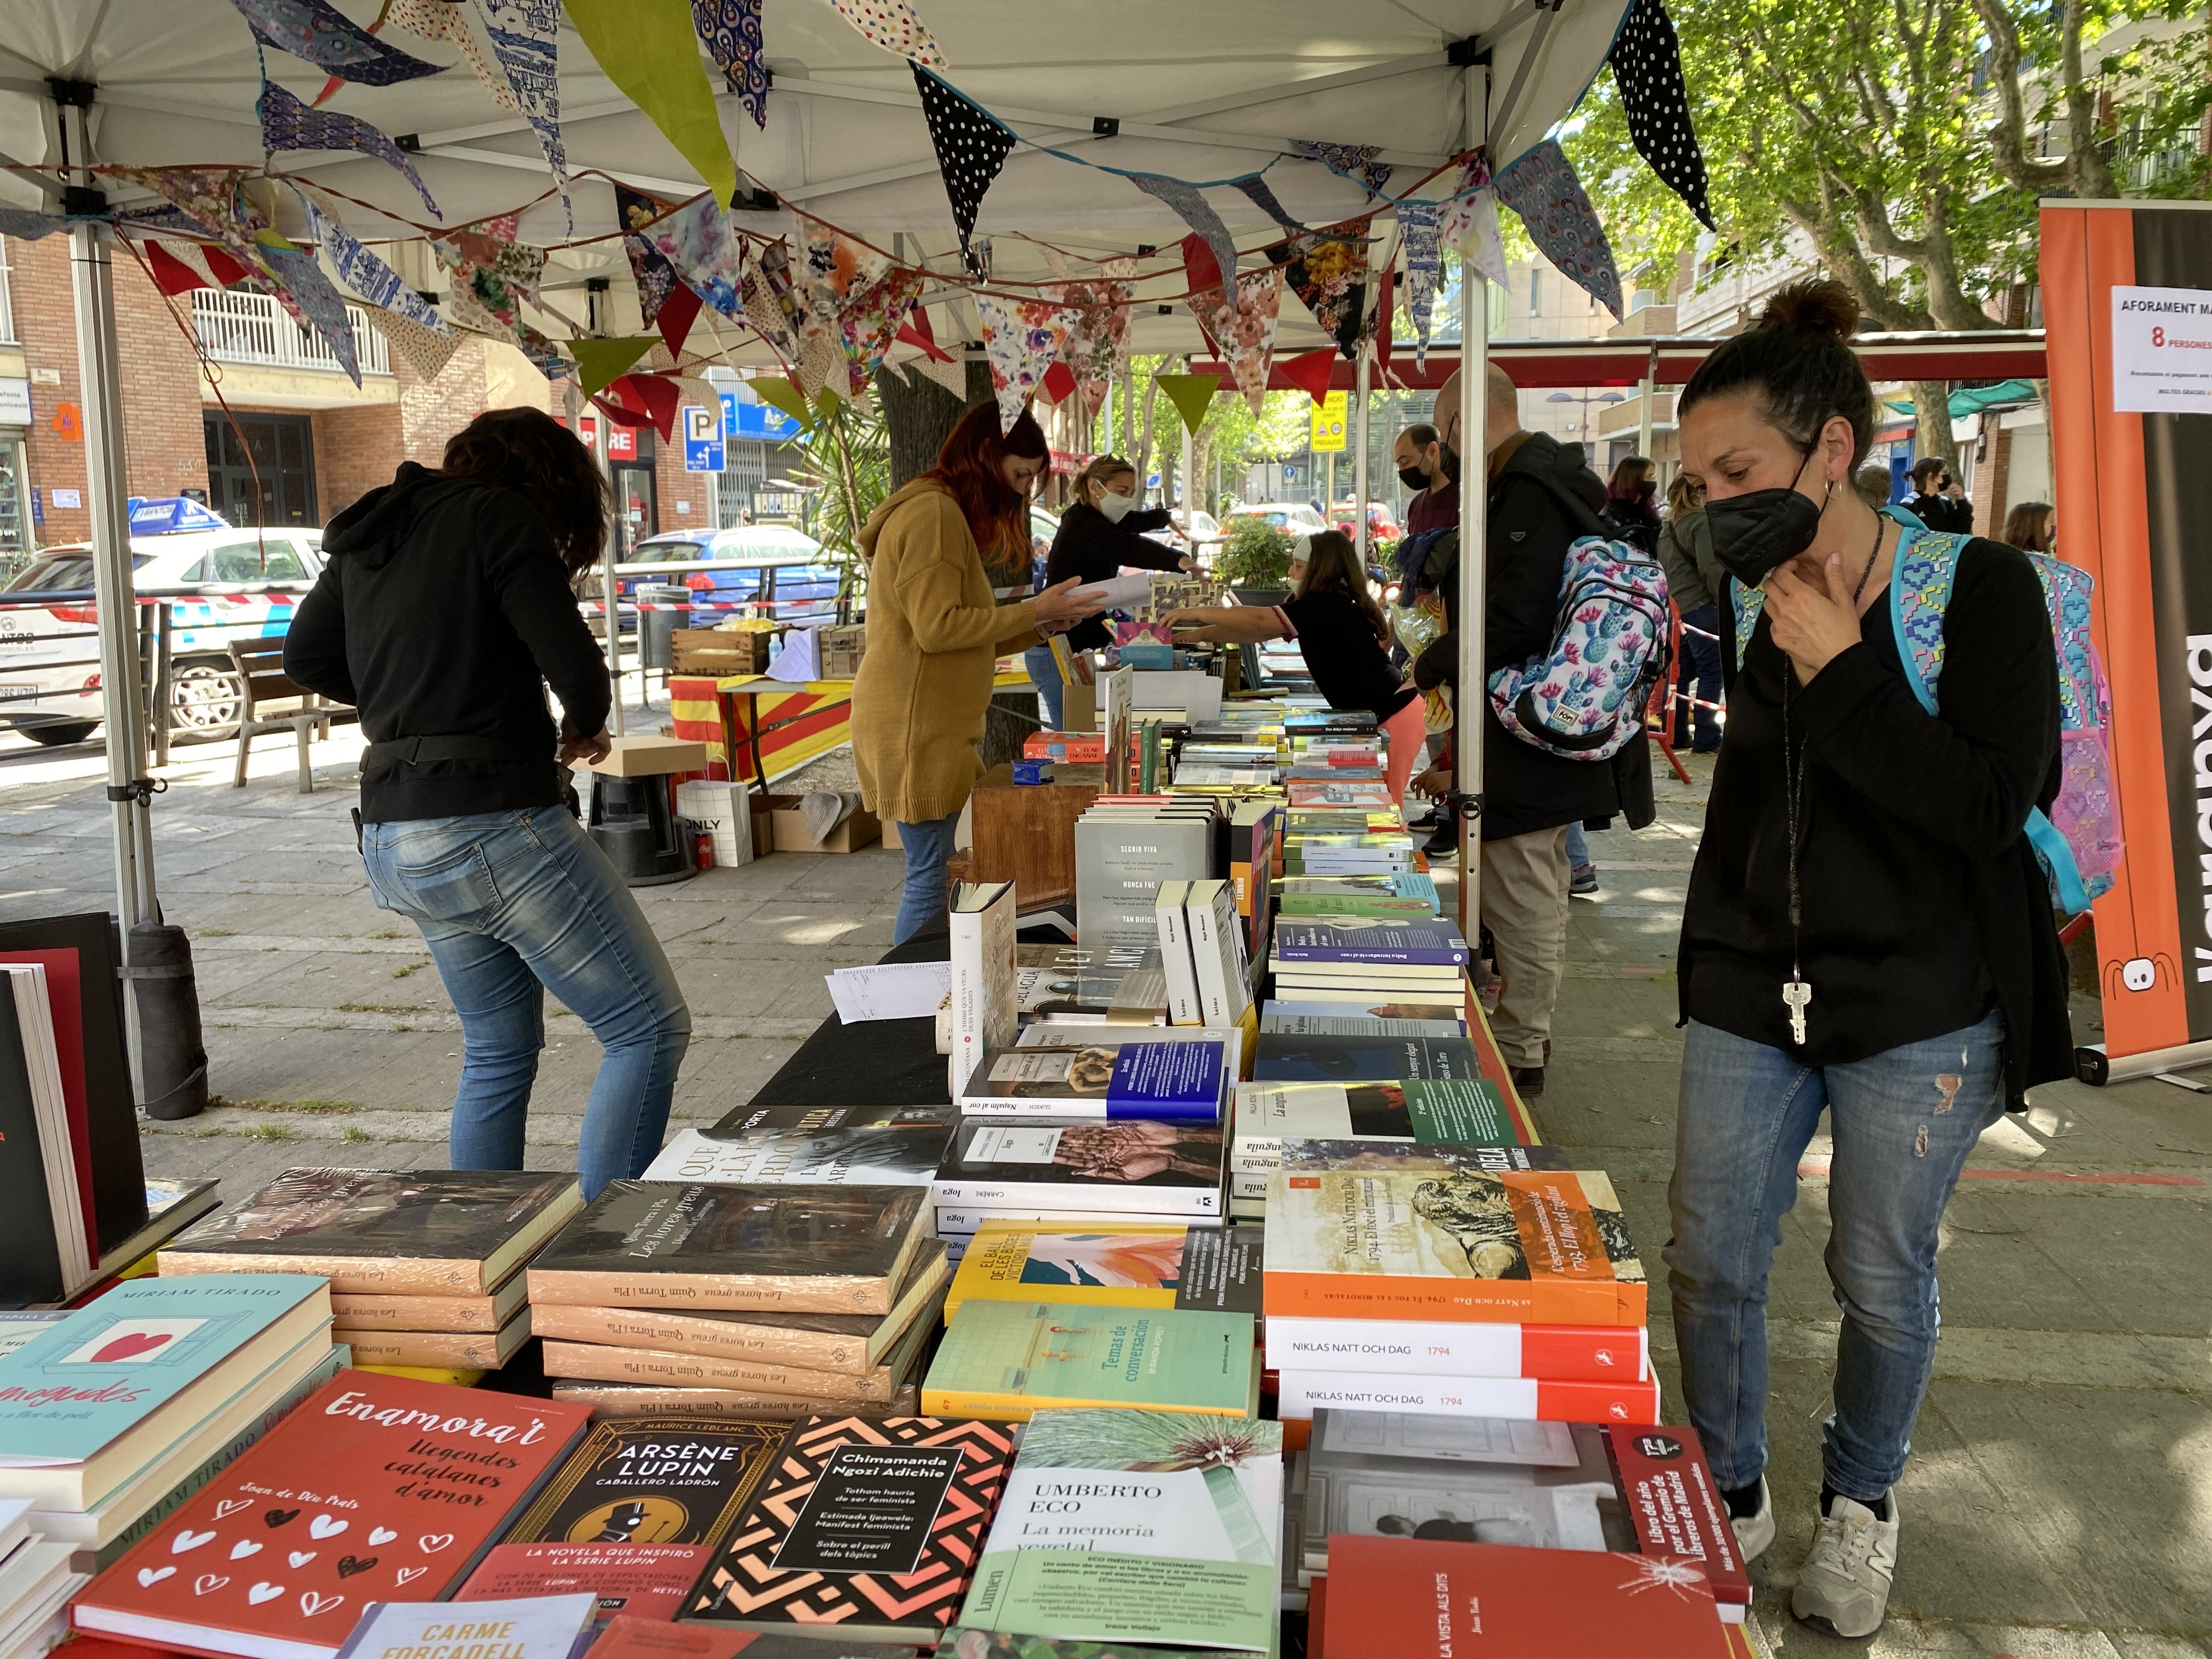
[1758,276,1860,341]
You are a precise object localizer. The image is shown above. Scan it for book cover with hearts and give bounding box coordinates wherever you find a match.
[71,1373,592,1659]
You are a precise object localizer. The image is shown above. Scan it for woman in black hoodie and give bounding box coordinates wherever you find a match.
[1028,455,1194,727]
[284,409,689,1199]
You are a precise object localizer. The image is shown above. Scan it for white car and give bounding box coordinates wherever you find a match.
[0,503,324,745]
[1144,508,1223,555]
[1227,501,1329,533]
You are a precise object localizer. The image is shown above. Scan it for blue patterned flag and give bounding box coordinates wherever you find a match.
[472,0,569,221]
[1494,140,1623,319]
[1291,140,1393,198]
[0,209,61,239]
[259,80,440,218]
[1395,199,1441,366]
[693,0,769,129]
[1130,174,1239,298]
[259,242,363,384]
[225,0,443,84]
[305,200,448,334]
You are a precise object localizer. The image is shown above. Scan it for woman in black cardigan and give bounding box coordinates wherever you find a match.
[1665,279,2069,1639]
[1027,455,1194,728]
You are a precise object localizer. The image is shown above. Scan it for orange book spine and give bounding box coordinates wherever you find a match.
[1260,1269,1646,1327]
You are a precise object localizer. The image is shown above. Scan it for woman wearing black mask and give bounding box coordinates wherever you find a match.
[1667,279,2068,1639]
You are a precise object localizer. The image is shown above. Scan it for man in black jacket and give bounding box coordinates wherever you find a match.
[1411,365,1655,1096]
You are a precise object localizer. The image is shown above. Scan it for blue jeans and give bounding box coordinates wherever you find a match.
[1565,821,1590,870]
[360,806,691,1199]
[1677,601,1724,751]
[1666,1011,2006,1503]
[1025,643,1065,731]
[894,811,963,946]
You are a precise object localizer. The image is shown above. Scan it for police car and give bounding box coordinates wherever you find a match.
[0,497,324,746]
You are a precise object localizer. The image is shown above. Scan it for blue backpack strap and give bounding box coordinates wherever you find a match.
[1728,574,1765,669]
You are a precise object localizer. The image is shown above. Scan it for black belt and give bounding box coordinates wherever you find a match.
[362,736,550,768]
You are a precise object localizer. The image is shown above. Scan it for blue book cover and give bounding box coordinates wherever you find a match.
[968,1040,1226,1121]
[0,1274,327,1465]
[1251,1034,1481,1084]
[1270,919,1471,966]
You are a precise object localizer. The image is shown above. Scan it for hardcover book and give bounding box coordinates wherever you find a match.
[685,1415,1017,1645]
[0,968,88,1304]
[949,882,1019,1099]
[1250,1035,1482,1084]
[1262,999,1464,1029]
[526,1183,932,1317]
[641,1125,951,1188]
[932,1119,1226,1218]
[958,1040,1226,1121]
[944,1223,1261,1320]
[923,1302,1257,1421]
[1270,920,1470,966]
[1262,1169,1647,1326]
[72,1373,592,1659]
[1259,1013,1462,1037]
[160,1170,583,1296]
[1184,880,1253,1030]
[958,1410,1282,1654]
[1153,881,1204,1027]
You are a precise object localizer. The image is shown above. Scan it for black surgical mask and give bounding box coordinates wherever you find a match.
[1397,464,1429,492]
[1706,448,1832,588]
[1437,444,1462,486]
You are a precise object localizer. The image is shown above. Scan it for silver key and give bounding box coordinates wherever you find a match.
[1782,978,1812,1046]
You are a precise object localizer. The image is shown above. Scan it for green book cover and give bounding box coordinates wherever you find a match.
[923,1303,1255,1420]
[1275,874,1438,917]
[956,1410,1280,1653]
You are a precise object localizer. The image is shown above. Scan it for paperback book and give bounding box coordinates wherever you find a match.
[1231,1080,1518,1173]
[1263,1316,1650,1383]
[0,966,88,1304]
[1262,998,1464,1028]
[329,1594,596,1659]
[1270,919,1469,966]
[326,1272,531,1335]
[537,1299,936,1407]
[1273,1372,1661,1426]
[923,1302,1258,1421]
[932,1119,1226,1218]
[588,1613,922,1659]
[958,1039,1226,1121]
[548,1384,922,1424]
[1014,944,1169,1025]
[1274,874,1439,917]
[1250,1035,1481,1084]
[331,1312,531,1372]
[640,1125,950,1188]
[943,1222,1261,1319]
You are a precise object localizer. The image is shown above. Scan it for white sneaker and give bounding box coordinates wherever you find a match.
[1791,1493,1900,1639]
[1729,1476,1775,1564]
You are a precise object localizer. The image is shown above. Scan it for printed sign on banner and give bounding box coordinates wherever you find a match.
[2110,286,2212,413]
[682,404,725,472]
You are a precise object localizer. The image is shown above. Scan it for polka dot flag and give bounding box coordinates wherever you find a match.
[1609,0,1713,230]
[913,64,1016,279]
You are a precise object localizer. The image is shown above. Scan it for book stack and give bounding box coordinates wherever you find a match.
[1074,797,1218,952]
[1261,1159,1661,1432]
[0,1501,86,1659]
[1228,1080,1527,1216]
[527,1181,949,1420]
[956,1024,1238,1120]
[1153,877,1256,1035]
[1277,872,1441,918]
[644,1103,953,1191]
[159,1169,583,1378]
[1267,918,1469,1008]
[931,1116,1228,1262]
[0,1274,338,1568]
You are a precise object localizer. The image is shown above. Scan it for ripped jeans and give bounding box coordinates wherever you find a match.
[1664,1010,2006,1504]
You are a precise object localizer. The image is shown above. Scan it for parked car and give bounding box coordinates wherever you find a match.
[1225,501,1329,534]
[0,501,324,745]
[1330,501,1403,543]
[1145,508,1223,558]
[624,525,850,627]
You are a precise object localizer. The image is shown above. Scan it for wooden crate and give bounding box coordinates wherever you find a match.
[964,760,1105,909]
[671,627,786,675]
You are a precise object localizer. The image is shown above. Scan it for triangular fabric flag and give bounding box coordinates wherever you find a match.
[751,376,816,428]
[258,242,362,384]
[973,291,1081,433]
[616,184,684,325]
[1231,176,1307,242]
[1277,348,1337,406]
[831,0,946,67]
[365,302,463,381]
[144,242,209,297]
[912,353,970,398]
[644,193,743,321]
[433,223,550,354]
[113,168,270,270]
[1179,232,1224,315]
[1609,0,1714,230]
[0,208,61,240]
[877,356,912,386]
[1290,139,1393,197]
[1187,268,1283,414]
[387,0,520,113]
[1052,275,1133,409]
[792,330,847,401]
[571,337,658,400]
[1041,359,1079,406]
[1283,224,1372,359]
[1133,176,1239,298]
[1494,139,1624,319]
[258,79,439,217]
[305,200,449,333]
[793,217,892,331]
[565,0,737,208]
[601,374,682,440]
[1395,199,1442,366]
[203,245,258,286]
[656,281,704,359]
[152,238,220,287]
[740,238,815,364]
[895,304,952,362]
[471,0,571,221]
[831,269,924,398]
[1154,372,1221,436]
[693,0,769,128]
[912,66,1014,279]
[227,0,443,84]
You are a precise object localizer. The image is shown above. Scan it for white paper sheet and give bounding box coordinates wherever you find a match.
[766,624,820,682]
[1069,572,1154,611]
[827,961,953,1022]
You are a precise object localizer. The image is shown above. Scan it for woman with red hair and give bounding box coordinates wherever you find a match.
[854,402,1102,944]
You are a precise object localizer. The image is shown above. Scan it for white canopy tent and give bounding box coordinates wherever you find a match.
[0,0,1641,988]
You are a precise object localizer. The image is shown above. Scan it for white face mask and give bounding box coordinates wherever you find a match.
[1096,489,1138,523]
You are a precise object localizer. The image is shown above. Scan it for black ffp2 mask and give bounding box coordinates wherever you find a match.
[1397,464,1430,492]
[1705,450,1832,587]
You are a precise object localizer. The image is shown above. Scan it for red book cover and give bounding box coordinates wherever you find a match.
[1320,1534,1733,1657]
[686,1415,1015,1645]
[1604,1426,1751,1617]
[2,949,95,1253]
[72,1373,592,1659]
[589,1613,918,1659]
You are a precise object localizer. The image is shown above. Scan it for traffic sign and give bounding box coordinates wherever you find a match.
[1309,390,1348,452]
[682,404,725,473]
[720,391,801,441]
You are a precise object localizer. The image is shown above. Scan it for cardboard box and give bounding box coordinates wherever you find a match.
[671,627,787,675]
[750,792,883,855]
[580,735,710,777]
[816,625,866,680]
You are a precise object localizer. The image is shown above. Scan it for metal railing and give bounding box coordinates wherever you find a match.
[191,289,392,376]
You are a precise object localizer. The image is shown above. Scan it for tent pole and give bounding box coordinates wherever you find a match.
[1353,350,1372,565]
[1456,66,1489,933]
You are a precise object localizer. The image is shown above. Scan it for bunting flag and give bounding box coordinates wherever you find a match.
[227,0,444,84]
[1394,200,1442,366]
[1494,139,1624,319]
[1609,0,1714,230]
[1231,176,1307,241]
[1040,359,1079,405]
[571,336,658,400]
[432,224,549,351]
[1179,232,1224,317]
[388,0,520,114]
[616,184,683,325]
[973,291,1081,433]
[749,376,816,428]
[144,242,208,297]
[792,330,848,401]
[693,0,769,127]
[1053,272,1133,408]
[115,203,216,238]
[830,0,946,67]
[1132,175,1239,298]
[597,374,682,440]
[0,209,61,240]
[258,79,440,217]
[259,242,363,384]
[1154,373,1221,436]
[656,282,704,359]
[1291,139,1392,197]
[912,66,1014,279]
[645,193,743,320]
[1186,268,1283,414]
[1283,225,1370,359]
[565,0,737,208]
[793,215,920,396]
[1276,348,1338,407]
[895,303,952,362]
[472,0,569,217]
[741,238,815,363]
[364,301,463,381]
[305,201,449,333]
[912,353,971,399]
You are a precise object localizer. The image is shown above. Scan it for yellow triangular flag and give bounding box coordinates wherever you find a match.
[569,336,658,401]
[1155,373,1222,436]
[565,0,738,207]
[751,376,817,430]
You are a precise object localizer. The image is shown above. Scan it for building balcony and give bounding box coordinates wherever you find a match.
[192,289,391,377]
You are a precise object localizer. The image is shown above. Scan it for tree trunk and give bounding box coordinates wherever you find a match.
[1135,370,1163,501]
[1909,379,1959,471]
[874,360,993,488]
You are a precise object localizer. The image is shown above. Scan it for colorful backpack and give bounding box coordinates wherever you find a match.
[1731,513,2121,913]
[1487,533,1673,761]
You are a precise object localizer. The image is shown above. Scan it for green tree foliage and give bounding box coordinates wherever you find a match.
[1217,515,1296,587]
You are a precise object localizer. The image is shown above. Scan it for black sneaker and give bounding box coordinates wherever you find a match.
[1510,1064,1545,1097]
[1424,825,1458,857]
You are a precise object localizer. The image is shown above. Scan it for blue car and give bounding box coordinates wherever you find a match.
[622,526,851,629]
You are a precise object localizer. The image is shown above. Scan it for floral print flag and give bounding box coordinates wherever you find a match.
[974,291,1081,433]
[645,193,743,320]
[1051,273,1132,410]
[616,185,683,326]
[1283,224,1370,360]
[1187,268,1283,413]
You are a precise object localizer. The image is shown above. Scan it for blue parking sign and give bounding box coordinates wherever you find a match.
[683,404,725,472]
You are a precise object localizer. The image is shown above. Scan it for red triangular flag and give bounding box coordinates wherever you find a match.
[601,374,682,441]
[1181,232,1223,303]
[1041,359,1079,406]
[145,243,208,298]
[202,246,255,287]
[656,282,703,361]
[1278,348,1339,405]
[1376,265,1396,366]
[895,304,951,363]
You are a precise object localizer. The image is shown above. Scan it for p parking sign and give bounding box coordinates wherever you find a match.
[682,404,725,472]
